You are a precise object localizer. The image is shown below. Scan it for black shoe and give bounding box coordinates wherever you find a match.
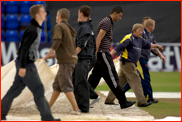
[1,116,6,120]
[105,102,119,105]
[138,102,152,107]
[42,118,61,121]
[147,99,158,103]
[53,118,61,121]
[120,101,136,109]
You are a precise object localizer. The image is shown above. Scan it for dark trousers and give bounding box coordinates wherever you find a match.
[1,62,54,120]
[73,59,90,112]
[88,52,126,105]
[124,58,153,99]
[88,54,99,99]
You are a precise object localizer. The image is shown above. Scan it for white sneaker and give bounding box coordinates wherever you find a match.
[70,110,81,115]
[90,96,101,106]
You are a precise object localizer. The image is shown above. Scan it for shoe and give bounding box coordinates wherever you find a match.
[53,118,61,121]
[138,102,152,107]
[90,96,101,106]
[104,102,119,105]
[70,110,81,115]
[147,99,158,103]
[42,118,61,121]
[1,116,6,120]
[120,101,136,109]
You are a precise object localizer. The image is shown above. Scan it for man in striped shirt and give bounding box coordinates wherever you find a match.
[88,6,136,109]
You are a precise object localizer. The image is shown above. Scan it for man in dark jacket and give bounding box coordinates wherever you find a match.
[1,4,60,121]
[73,5,95,113]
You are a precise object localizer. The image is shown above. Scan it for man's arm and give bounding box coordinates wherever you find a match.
[151,48,166,62]
[42,48,56,60]
[18,30,37,77]
[111,49,117,56]
[150,44,164,51]
[42,24,63,60]
[95,29,107,54]
[76,47,82,54]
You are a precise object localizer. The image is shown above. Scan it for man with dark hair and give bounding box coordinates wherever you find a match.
[1,4,60,121]
[87,6,136,109]
[42,8,81,115]
[72,5,95,113]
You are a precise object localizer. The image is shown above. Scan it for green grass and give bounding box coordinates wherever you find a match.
[95,72,181,92]
[128,98,181,119]
[95,72,181,119]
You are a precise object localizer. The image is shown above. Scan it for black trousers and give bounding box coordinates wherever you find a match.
[73,59,90,112]
[88,52,127,105]
[1,61,54,121]
[88,54,99,99]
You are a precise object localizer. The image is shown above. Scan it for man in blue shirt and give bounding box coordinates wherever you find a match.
[123,18,166,103]
[105,23,164,107]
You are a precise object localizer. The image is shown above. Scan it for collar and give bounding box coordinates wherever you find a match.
[144,28,150,34]
[78,19,90,25]
[60,20,67,23]
[31,19,42,29]
[108,16,113,25]
[132,34,140,40]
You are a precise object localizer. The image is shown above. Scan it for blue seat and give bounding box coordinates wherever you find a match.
[6,15,19,30]
[20,1,32,14]
[1,1,4,13]
[6,1,19,14]
[48,31,51,42]
[47,15,51,30]
[19,30,25,41]
[1,30,4,41]
[41,31,46,42]
[42,22,45,30]
[1,15,5,29]
[6,30,19,42]
[20,15,31,27]
[33,1,45,5]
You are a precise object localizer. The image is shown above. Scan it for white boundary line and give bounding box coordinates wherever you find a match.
[100,91,181,98]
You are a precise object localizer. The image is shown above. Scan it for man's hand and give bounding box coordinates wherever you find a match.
[160,55,166,63]
[41,57,47,60]
[157,45,164,51]
[18,68,26,77]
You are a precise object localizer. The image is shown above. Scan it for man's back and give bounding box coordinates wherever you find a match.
[97,16,113,52]
[52,21,77,64]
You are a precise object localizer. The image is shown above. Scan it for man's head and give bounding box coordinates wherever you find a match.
[56,8,70,23]
[144,19,155,32]
[132,23,144,38]
[142,16,151,25]
[30,4,47,21]
[78,5,91,22]
[110,6,123,22]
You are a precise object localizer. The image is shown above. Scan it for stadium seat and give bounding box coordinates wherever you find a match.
[6,15,19,30]
[1,15,5,29]
[20,15,31,27]
[48,31,51,42]
[33,1,45,5]
[20,1,32,14]
[1,1,4,13]
[6,1,19,14]
[19,30,25,41]
[1,30,4,41]
[42,22,45,30]
[41,31,46,42]
[6,30,19,42]
[47,15,51,30]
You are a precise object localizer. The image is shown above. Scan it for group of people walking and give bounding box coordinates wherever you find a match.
[1,4,165,121]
